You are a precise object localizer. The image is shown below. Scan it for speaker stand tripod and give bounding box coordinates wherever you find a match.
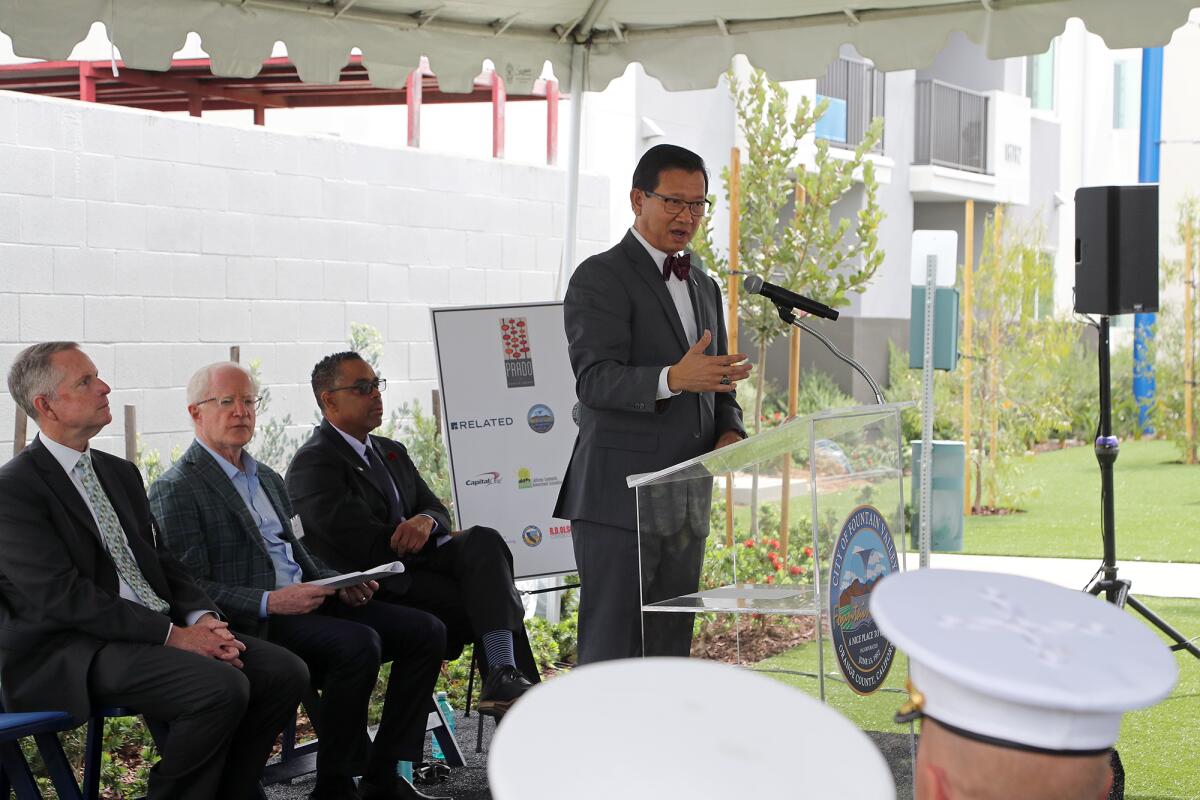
[1084,316,1200,659]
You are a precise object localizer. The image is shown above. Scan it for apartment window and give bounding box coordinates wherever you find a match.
[1025,42,1055,112]
[1113,60,1137,129]
[815,56,885,151]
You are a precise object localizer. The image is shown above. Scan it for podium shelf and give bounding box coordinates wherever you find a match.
[643,582,819,616]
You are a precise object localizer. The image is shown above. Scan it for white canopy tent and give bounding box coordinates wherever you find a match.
[1,0,1195,279]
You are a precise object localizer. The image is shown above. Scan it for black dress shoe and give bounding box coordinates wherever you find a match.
[359,775,450,800]
[308,775,361,800]
[477,664,533,718]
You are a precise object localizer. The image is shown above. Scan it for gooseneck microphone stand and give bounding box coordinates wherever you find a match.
[774,304,885,405]
[1085,316,1200,659]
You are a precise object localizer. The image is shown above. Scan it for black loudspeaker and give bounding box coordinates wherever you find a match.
[1074,185,1159,315]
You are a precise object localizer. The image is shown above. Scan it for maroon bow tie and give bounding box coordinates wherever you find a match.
[663,252,691,282]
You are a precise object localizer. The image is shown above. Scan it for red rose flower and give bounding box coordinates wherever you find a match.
[803,546,814,558]
[789,565,802,575]
[769,539,780,550]
[765,575,775,584]
[744,539,755,548]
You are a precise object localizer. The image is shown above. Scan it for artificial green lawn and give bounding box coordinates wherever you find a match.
[757,597,1200,799]
[961,440,1200,563]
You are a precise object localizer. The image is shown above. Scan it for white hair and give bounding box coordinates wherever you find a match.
[186,361,259,405]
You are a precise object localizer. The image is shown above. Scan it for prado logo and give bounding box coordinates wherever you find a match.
[500,317,534,388]
[521,525,543,547]
[448,416,514,432]
[828,505,899,695]
[527,404,554,434]
[516,467,561,490]
[465,471,501,487]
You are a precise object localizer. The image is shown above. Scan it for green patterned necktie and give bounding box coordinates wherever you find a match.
[75,452,171,614]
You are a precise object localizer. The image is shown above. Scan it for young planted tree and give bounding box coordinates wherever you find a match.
[1157,194,1199,464]
[966,212,1076,510]
[692,67,884,541]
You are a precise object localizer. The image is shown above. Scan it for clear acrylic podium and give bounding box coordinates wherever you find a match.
[626,402,911,701]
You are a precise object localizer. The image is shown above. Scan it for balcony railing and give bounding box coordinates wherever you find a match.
[815,56,884,152]
[914,80,989,174]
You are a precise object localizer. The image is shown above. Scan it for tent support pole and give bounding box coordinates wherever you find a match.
[558,43,586,299]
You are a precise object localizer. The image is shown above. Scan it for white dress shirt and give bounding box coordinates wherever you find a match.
[38,433,210,638]
[629,226,700,400]
[330,423,450,547]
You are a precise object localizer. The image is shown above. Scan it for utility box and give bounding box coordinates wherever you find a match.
[909,286,960,371]
[910,440,965,552]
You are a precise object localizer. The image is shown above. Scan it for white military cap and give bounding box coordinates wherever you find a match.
[488,657,895,800]
[870,569,1178,754]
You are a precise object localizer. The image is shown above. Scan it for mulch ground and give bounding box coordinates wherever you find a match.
[692,615,818,663]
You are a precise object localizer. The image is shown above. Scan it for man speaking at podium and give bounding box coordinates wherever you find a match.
[555,144,749,664]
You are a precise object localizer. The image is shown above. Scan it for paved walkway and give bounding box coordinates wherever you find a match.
[923,553,1200,599]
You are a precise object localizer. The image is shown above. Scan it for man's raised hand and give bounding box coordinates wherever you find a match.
[667,330,751,394]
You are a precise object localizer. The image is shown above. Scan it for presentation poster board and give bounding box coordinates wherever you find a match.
[431,302,578,579]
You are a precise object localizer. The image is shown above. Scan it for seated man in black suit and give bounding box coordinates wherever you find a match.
[149,361,448,800]
[286,352,536,717]
[0,342,308,800]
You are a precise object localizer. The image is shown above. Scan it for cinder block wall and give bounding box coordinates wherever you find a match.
[0,91,610,462]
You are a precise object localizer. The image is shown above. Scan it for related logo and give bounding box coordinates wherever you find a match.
[501,317,534,388]
[448,416,514,431]
[527,404,554,433]
[571,401,581,426]
[828,505,900,695]
[516,467,561,490]
[465,471,501,487]
[521,525,543,547]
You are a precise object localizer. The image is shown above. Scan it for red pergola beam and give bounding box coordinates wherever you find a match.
[491,71,505,159]
[546,78,559,166]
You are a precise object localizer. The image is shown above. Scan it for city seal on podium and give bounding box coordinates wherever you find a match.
[828,505,899,695]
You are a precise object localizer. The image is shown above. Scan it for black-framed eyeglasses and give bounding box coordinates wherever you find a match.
[196,396,263,411]
[643,191,711,217]
[328,378,387,397]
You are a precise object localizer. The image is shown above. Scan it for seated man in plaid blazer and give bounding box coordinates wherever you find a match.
[148,362,449,800]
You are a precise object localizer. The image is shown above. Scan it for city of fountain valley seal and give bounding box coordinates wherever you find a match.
[828,505,899,695]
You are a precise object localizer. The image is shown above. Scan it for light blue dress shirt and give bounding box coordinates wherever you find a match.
[196,440,303,619]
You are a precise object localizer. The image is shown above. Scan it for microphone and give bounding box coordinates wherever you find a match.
[741,274,839,321]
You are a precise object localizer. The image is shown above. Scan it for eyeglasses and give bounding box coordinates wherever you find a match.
[327,378,387,397]
[196,396,263,411]
[643,191,711,217]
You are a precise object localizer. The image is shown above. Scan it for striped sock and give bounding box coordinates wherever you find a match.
[482,629,516,669]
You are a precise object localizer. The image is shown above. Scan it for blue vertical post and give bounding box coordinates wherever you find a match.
[1134,47,1163,434]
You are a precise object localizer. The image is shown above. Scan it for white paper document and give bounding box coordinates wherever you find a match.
[311,560,406,589]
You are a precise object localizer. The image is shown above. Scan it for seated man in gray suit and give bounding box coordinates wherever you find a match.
[148,362,448,800]
[0,342,308,800]
[555,144,750,664]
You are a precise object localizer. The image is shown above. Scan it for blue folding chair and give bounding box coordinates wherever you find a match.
[83,708,169,800]
[0,706,83,800]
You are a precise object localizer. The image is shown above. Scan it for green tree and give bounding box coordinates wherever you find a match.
[967,212,1076,509]
[692,67,885,529]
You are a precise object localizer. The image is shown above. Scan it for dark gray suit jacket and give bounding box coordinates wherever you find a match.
[0,437,214,718]
[553,230,745,531]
